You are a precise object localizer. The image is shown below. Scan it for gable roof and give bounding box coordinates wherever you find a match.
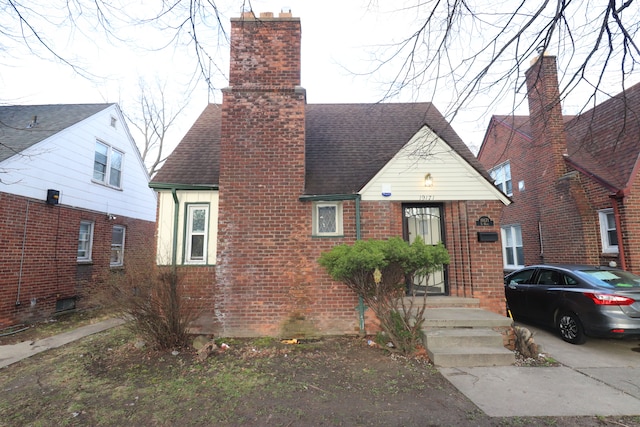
[481,81,640,193]
[564,83,640,191]
[0,104,112,162]
[152,102,490,195]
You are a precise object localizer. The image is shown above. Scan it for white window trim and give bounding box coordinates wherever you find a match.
[93,140,124,189]
[110,225,126,267]
[490,161,512,197]
[598,209,619,254]
[313,202,343,237]
[77,221,94,262]
[501,225,524,270]
[185,204,209,264]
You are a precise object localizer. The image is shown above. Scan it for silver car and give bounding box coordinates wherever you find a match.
[505,264,640,344]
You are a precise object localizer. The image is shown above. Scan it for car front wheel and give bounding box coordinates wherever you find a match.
[557,311,586,344]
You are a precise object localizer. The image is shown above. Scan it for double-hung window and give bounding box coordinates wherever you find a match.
[111,225,126,267]
[598,209,618,254]
[77,221,94,262]
[313,202,343,236]
[93,140,123,188]
[185,204,209,264]
[490,161,512,196]
[501,225,524,270]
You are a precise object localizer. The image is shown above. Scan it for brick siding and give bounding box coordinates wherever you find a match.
[0,192,155,327]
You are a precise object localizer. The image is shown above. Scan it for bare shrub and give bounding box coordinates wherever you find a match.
[98,267,196,350]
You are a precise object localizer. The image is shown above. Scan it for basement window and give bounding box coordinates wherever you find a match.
[313,202,343,237]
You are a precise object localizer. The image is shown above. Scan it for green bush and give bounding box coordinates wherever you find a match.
[319,237,449,354]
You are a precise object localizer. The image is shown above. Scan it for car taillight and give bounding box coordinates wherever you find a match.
[583,292,635,306]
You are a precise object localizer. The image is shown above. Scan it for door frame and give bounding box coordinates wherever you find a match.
[401,203,449,296]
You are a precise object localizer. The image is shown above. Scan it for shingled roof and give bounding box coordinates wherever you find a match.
[152,102,488,195]
[485,81,640,193]
[564,82,640,191]
[0,104,112,162]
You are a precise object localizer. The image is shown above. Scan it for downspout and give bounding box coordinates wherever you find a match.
[16,200,30,306]
[610,194,627,270]
[171,188,180,270]
[354,195,367,335]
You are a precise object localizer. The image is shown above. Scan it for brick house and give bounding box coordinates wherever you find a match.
[150,11,510,337]
[0,104,157,327]
[478,53,640,273]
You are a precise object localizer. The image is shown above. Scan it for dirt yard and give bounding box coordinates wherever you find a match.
[0,313,639,426]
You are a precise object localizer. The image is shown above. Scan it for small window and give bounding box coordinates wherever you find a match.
[490,161,512,196]
[185,204,209,264]
[111,225,126,267]
[93,140,123,188]
[313,202,343,236]
[77,221,94,262]
[598,209,618,254]
[501,224,524,270]
[110,116,117,128]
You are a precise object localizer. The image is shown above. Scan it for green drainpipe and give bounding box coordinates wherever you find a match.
[171,188,180,269]
[354,195,367,336]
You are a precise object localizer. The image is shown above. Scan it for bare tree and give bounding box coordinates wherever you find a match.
[364,1,640,119]
[124,80,190,177]
[2,1,639,133]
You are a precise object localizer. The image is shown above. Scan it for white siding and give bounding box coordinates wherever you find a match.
[0,105,157,221]
[360,126,511,204]
[156,189,219,265]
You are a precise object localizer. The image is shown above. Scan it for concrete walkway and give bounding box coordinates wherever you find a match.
[0,318,125,369]
[439,321,640,417]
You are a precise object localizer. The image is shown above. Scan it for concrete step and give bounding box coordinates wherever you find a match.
[423,308,513,329]
[401,296,480,308]
[427,346,516,368]
[424,328,504,349]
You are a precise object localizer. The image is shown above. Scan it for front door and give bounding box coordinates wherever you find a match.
[403,204,448,295]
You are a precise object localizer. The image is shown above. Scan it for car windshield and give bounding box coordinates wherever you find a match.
[576,269,640,289]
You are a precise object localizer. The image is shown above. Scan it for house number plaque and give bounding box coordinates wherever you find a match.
[476,216,494,226]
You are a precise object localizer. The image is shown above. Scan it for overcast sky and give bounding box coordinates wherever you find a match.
[1,1,635,160]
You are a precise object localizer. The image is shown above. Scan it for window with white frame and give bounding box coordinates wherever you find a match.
[501,225,524,269]
[111,225,126,267]
[598,209,618,253]
[77,221,94,262]
[185,204,209,264]
[313,202,343,236]
[490,161,512,196]
[93,140,123,188]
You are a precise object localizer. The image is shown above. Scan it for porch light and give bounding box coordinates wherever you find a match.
[424,173,433,187]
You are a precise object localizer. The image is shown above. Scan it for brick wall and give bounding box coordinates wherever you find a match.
[0,192,155,328]
[478,55,636,270]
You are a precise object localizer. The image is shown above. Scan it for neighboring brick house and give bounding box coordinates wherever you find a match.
[150,11,510,337]
[0,104,157,327]
[478,53,640,274]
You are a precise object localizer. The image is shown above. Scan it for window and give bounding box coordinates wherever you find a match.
[490,161,512,196]
[111,225,126,267]
[598,209,618,253]
[185,204,209,264]
[77,221,94,262]
[501,225,524,269]
[93,140,123,188]
[313,202,343,236]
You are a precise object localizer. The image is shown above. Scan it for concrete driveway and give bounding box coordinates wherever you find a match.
[517,320,640,399]
[439,319,640,417]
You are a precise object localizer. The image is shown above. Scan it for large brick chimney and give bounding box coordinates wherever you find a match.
[215,11,310,336]
[525,53,568,178]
